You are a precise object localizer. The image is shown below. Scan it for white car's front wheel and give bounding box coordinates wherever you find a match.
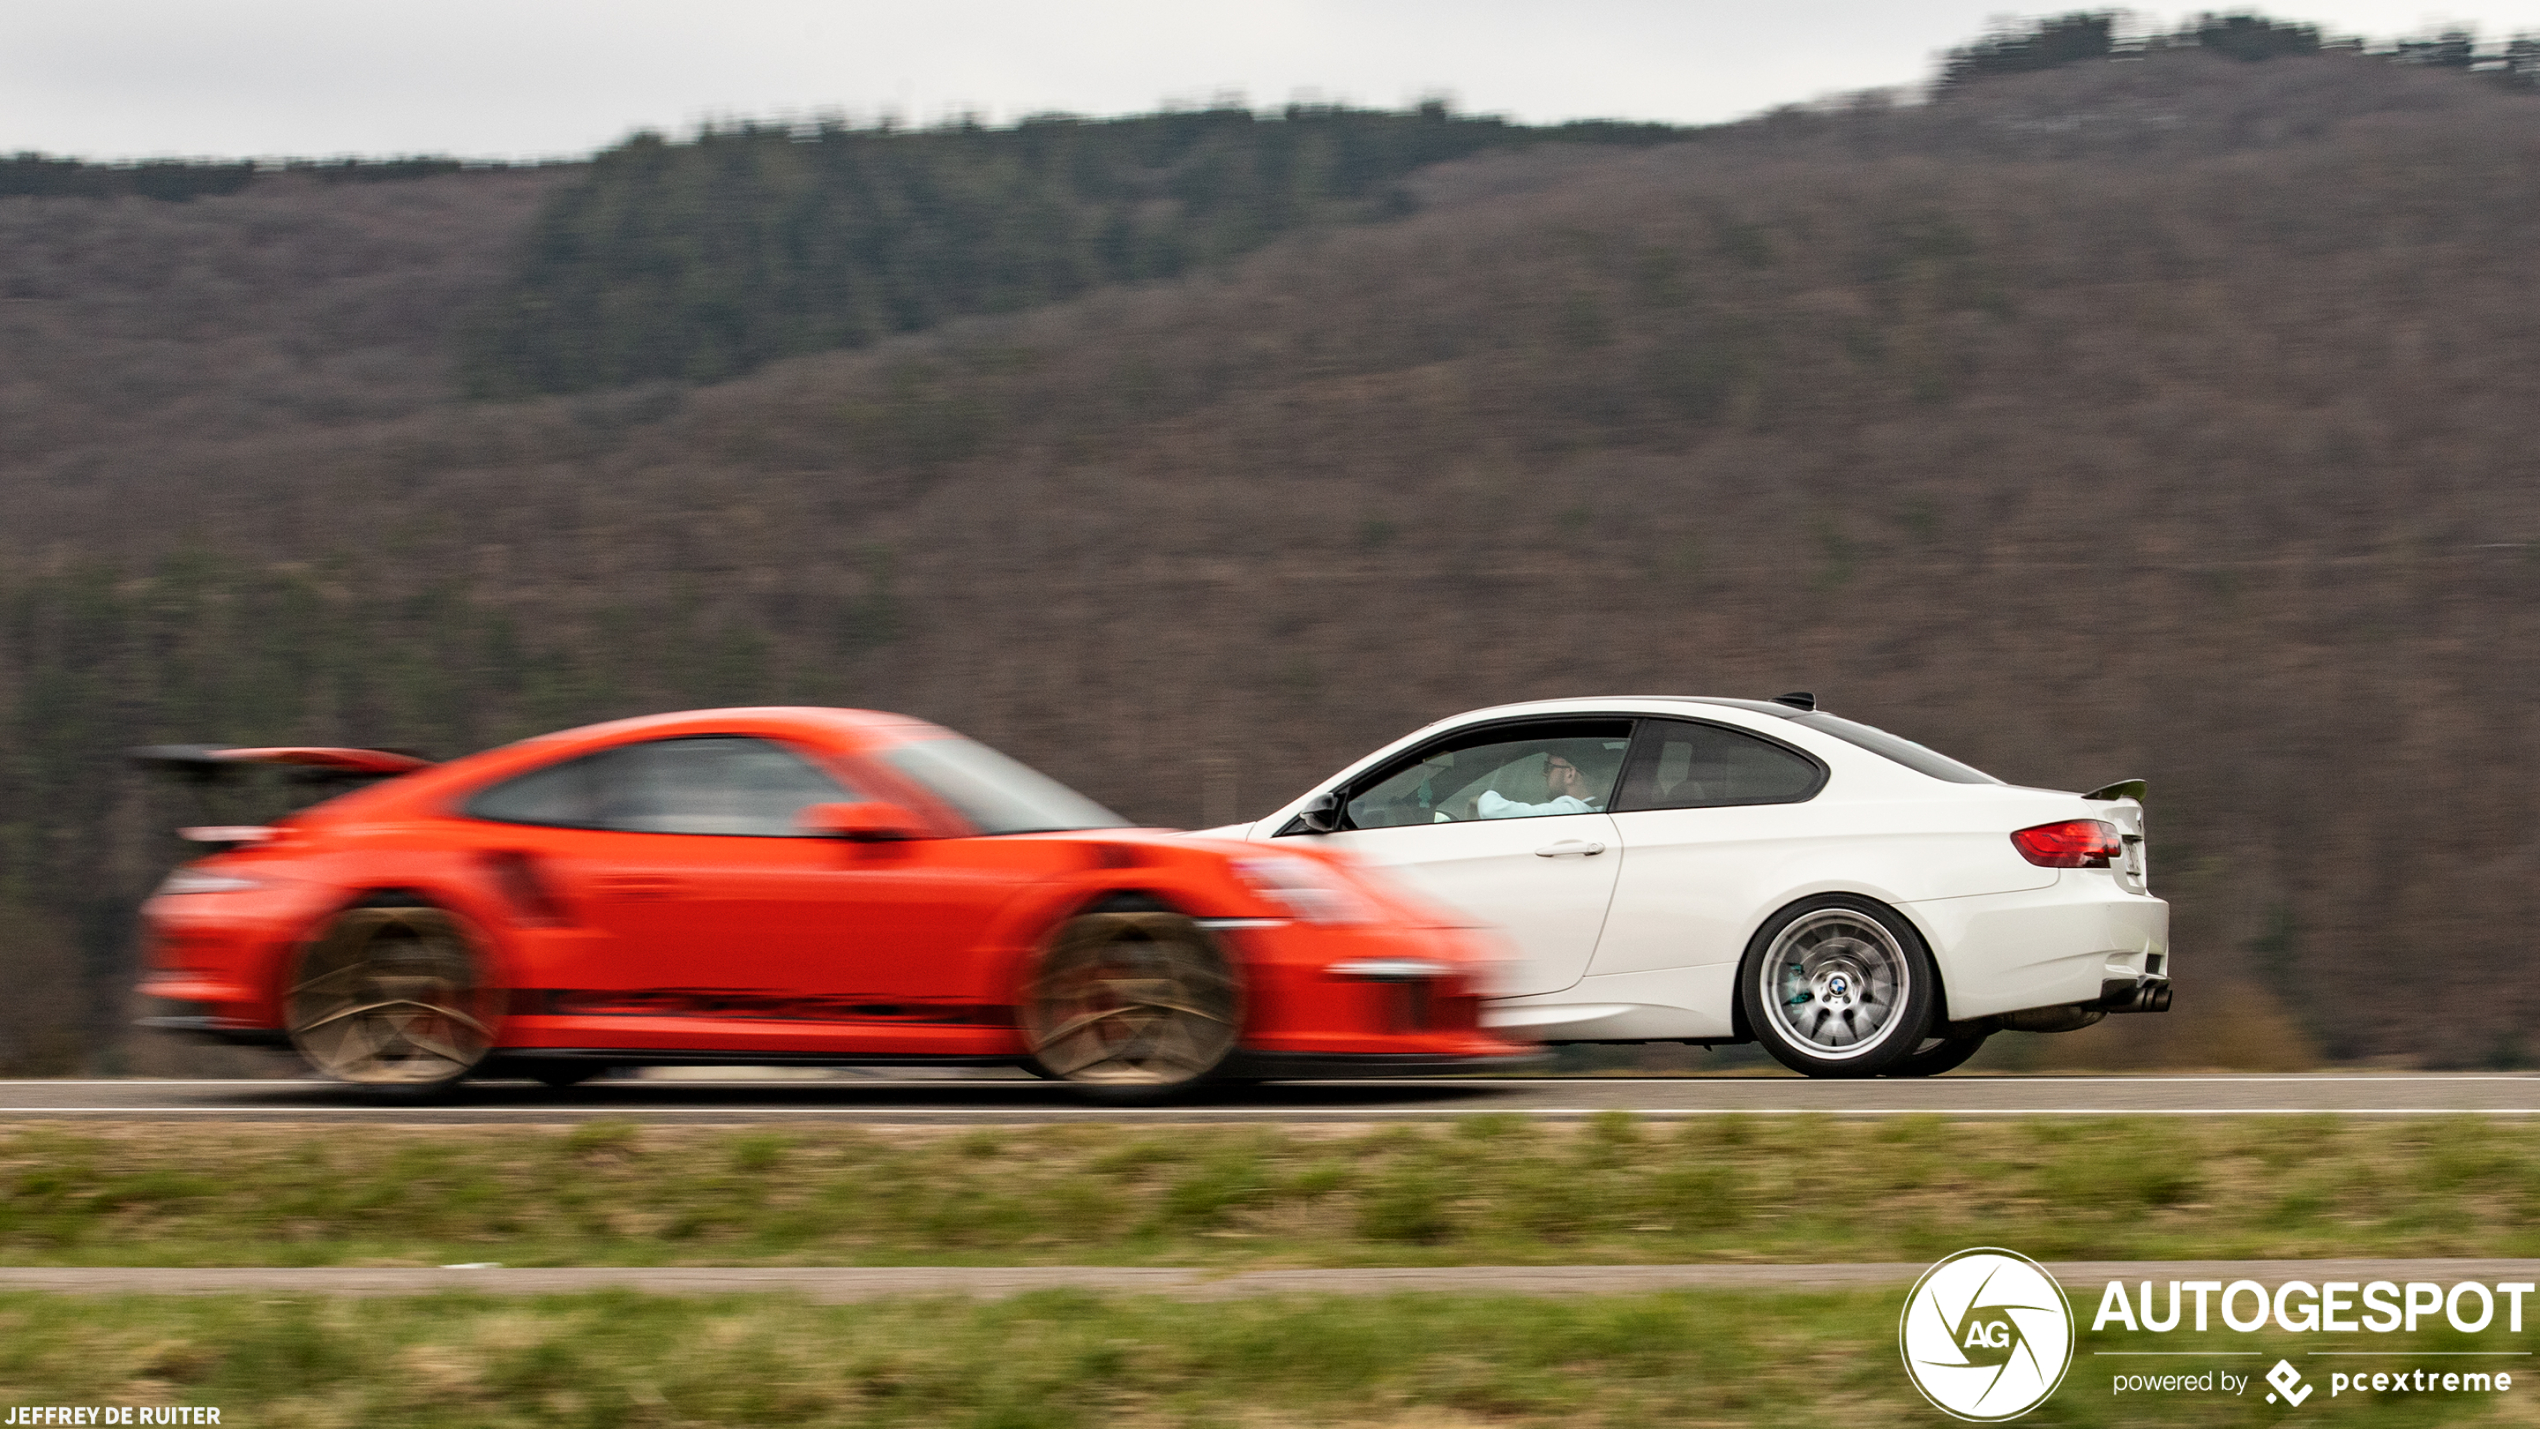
[1739,896,1937,1078]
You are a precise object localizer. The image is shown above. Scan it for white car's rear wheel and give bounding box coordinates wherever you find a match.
[1023,908,1240,1100]
[1887,1032,1990,1077]
[1740,896,1937,1078]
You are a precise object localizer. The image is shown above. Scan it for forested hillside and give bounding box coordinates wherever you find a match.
[3,42,2538,1073]
[458,106,1683,397]
[0,168,563,465]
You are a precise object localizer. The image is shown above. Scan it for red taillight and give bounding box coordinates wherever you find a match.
[2011,819,2124,868]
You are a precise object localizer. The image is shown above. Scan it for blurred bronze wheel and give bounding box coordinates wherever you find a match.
[1023,909,1239,1098]
[286,902,500,1094]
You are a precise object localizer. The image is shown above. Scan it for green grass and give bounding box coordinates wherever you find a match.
[0,1114,2534,1267]
[0,1288,2521,1427]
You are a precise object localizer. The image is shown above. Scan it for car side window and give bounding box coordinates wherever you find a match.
[466,749,617,828]
[467,737,857,836]
[1610,719,1826,812]
[604,737,859,836]
[1339,720,1635,828]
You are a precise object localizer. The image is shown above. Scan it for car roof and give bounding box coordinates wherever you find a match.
[514,705,944,751]
[1409,696,1809,730]
[327,706,950,822]
[1306,696,1813,792]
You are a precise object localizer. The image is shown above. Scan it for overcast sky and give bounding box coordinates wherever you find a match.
[8,1,2534,161]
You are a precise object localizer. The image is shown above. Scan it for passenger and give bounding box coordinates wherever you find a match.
[1477,751,1606,819]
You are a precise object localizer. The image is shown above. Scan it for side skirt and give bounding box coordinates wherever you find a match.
[1218,1050,1549,1079]
[483,1050,1033,1070]
[133,1015,290,1048]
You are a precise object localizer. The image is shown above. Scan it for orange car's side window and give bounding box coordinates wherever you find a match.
[468,751,612,827]
[468,736,857,837]
[609,737,856,836]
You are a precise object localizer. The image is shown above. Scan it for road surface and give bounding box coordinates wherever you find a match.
[0,1074,2531,1123]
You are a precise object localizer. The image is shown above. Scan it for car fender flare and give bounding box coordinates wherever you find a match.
[1728,889,1952,1039]
[269,874,526,1025]
[974,877,1221,1009]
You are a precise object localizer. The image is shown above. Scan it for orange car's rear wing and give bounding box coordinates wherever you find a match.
[131,745,436,778]
[132,746,437,847]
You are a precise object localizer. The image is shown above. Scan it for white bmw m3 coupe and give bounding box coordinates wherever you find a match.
[1199,695,2169,1077]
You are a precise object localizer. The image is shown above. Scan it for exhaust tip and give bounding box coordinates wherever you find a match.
[2098,978,2173,1014]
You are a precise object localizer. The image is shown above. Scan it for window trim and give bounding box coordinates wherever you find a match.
[460,733,857,838]
[874,734,1132,837]
[460,745,620,831]
[1276,715,1640,835]
[1792,712,2002,786]
[1606,716,1829,814]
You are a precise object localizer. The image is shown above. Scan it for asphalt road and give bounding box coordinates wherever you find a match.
[0,1074,2532,1123]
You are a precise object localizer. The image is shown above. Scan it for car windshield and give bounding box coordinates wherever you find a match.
[1797,713,2002,785]
[881,736,1131,835]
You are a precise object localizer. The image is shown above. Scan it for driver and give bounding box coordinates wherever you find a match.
[1477,750,1605,819]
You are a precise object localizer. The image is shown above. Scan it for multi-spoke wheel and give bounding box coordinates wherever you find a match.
[286,901,500,1096]
[1887,1032,1990,1078]
[1022,906,1240,1100]
[1738,896,1936,1078]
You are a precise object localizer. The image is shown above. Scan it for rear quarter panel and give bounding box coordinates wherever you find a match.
[1590,790,2060,979]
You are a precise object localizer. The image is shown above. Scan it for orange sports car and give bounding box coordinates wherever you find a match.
[133,707,1531,1097]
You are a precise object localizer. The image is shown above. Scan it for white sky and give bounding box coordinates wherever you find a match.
[7,1,2533,161]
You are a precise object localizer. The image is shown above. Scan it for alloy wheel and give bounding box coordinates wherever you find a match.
[1761,907,1911,1060]
[1025,912,1239,1087]
[286,906,499,1086]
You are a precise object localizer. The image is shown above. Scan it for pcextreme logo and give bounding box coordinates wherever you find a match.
[1900,1248,2077,1421]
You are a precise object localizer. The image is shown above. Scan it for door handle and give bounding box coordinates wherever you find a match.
[1534,840,1606,858]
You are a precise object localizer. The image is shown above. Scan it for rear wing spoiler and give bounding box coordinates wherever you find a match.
[2081,778,2147,803]
[133,746,436,847]
[131,745,435,778]
[131,746,434,842]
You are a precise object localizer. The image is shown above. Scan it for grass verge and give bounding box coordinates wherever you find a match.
[6,1287,2533,1428]
[0,1114,2533,1267]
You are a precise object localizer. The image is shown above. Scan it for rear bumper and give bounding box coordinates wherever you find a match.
[1903,872,2169,1023]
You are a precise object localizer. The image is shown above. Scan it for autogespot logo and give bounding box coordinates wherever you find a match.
[1901,1248,2077,1421]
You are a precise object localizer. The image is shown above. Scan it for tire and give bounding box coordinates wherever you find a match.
[285,898,501,1099]
[1019,1057,1253,1086]
[1886,1033,1990,1078]
[1737,895,1938,1078]
[1021,905,1241,1102]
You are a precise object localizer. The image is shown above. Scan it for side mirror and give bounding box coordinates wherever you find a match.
[800,801,926,842]
[1296,791,1344,834]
